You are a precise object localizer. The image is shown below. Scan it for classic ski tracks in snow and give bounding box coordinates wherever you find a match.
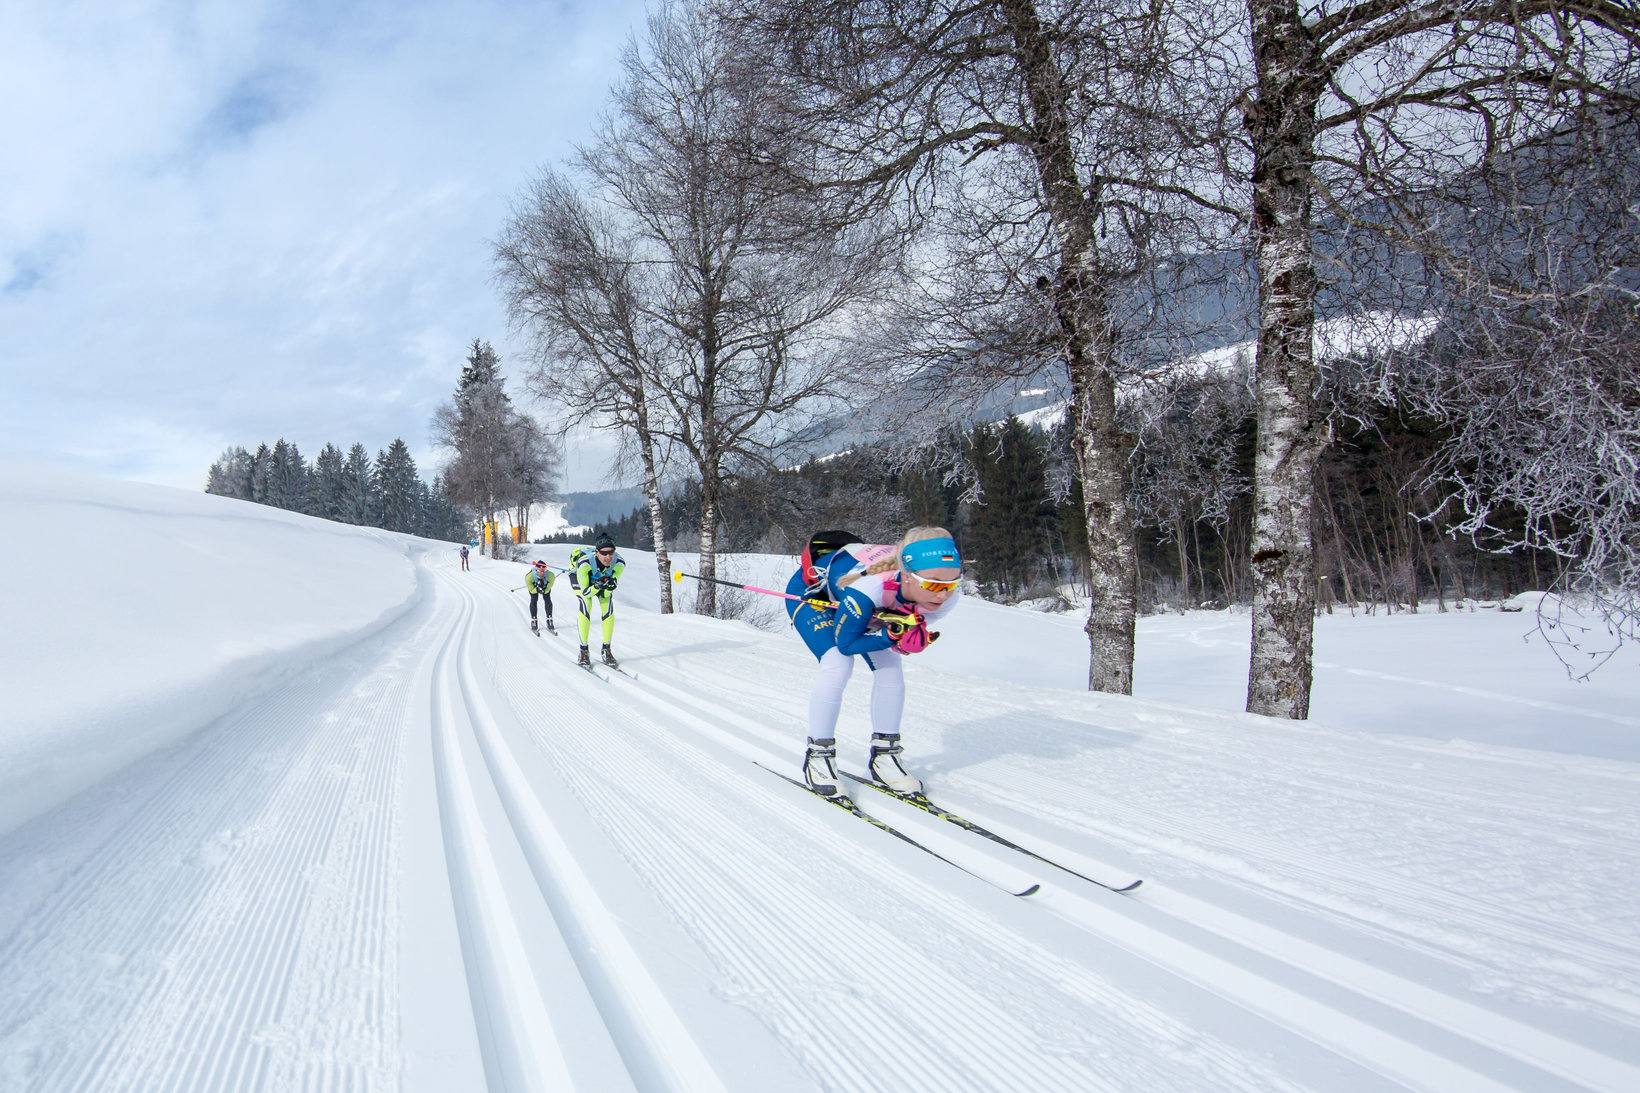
[487,618,1267,1091]
[0,594,417,1091]
[9,552,1630,1092]
[429,566,755,1093]
[593,646,1640,1093]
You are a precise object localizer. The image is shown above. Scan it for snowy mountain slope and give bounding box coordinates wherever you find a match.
[1,471,1638,1092]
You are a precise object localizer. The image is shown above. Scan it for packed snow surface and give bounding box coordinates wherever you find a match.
[2,465,1637,1092]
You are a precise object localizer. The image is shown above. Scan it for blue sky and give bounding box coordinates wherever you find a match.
[0,0,645,490]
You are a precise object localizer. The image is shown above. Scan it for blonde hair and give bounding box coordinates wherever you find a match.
[840,526,954,587]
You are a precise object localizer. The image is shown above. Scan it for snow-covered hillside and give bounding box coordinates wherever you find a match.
[2,466,1637,1092]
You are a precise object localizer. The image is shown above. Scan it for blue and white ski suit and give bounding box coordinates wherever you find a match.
[786,546,960,740]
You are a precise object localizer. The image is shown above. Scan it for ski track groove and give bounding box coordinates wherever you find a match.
[962,760,1640,1005]
[496,674,1131,1093]
[429,570,600,1092]
[492,629,1316,1093]
[685,661,1640,1009]
[441,568,730,1093]
[8,556,1632,1092]
[620,646,1640,1092]
[0,599,423,1093]
[491,626,1122,1092]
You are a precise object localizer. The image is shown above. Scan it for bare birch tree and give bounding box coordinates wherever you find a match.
[586,0,896,615]
[1384,118,1640,669]
[496,170,678,612]
[723,0,1247,691]
[1237,0,1639,716]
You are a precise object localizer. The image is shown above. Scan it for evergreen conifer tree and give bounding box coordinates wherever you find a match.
[268,439,309,512]
[250,443,273,505]
[340,443,375,525]
[311,443,346,521]
[205,447,255,500]
[373,439,421,534]
[968,418,1053,598]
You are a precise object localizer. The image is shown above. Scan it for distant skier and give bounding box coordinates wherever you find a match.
[570,532,625,667]
[459,545,470,572]
[526,559,555,634]
[786,527,962,799]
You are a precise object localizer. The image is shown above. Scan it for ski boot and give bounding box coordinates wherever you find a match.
[869,733,922,795]
[545,617,556,633]
[531,618,539,634]
[803,737,848,799]
[577,645,592,668]
[601,644,619,668]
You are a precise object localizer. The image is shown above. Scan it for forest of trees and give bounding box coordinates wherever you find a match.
[577,374,1568,617]
[204,437,472,543]
[496,0,1637,709]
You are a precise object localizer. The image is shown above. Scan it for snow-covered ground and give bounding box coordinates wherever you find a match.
[2,465,1637,1092]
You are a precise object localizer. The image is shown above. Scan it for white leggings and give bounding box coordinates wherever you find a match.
[808,646,905,741]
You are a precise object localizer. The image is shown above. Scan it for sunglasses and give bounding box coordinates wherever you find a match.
[911,576,960,593]
[596,548,615,557]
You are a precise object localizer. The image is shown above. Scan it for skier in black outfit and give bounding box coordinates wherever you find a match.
[526,559,556,633]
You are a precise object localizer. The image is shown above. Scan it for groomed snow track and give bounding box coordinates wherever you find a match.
[2,546,1637,1092]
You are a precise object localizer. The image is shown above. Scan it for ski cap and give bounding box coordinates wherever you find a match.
[594,532,615,551]
[900,536,961,573]
[533,559,547,567]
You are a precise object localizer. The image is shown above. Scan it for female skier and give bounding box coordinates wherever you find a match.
[786,526,963,799]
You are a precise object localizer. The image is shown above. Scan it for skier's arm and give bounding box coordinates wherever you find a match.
[834,588,895,656]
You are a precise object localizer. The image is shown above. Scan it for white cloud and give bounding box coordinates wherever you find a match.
[0,0,646,490]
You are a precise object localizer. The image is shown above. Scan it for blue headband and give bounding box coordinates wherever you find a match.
[901,536,962,573]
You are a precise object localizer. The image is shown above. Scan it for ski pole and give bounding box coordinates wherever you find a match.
[670,569,923,630]
[672,569,836,612]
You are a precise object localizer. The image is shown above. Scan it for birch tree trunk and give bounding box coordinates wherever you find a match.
[1000,0,1137,694]
[633,382,673,614]
[696,471,719,616]
[1244,0,1324,718]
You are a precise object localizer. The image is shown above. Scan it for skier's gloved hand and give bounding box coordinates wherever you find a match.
[884,612,932,654]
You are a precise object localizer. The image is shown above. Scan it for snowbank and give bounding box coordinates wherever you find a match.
[0,464,420,837]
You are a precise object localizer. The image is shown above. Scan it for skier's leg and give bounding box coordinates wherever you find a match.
[598,593,619,664]
[807,646,854,740]
[803,648,854,796]
[864,652,905,736]
[576,590,593,646]
[529,591,539,621]
[864,653,918,792]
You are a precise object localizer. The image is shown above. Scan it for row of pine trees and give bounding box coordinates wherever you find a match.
[204,438,472,543]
